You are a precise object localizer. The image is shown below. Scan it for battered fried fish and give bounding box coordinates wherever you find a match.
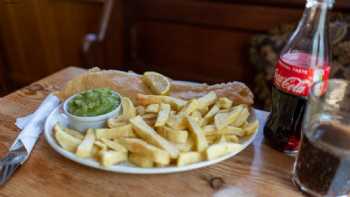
[56,68,253,105]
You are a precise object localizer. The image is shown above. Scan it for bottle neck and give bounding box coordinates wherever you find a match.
[304,1,330,66]
[282,0,331,67]
[302,0,329,29]
[306,0,334,9]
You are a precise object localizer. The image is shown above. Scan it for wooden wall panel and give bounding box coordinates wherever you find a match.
[233,0,350,10]
[0,0,50,84]
[123,0,304,85]
[0,0,103,86]
[1,0,349,94]
[49,0,102,68]
[130,22,254,84]
[86,0,124,69]
[0,47,8,95]
[130,0,303,33]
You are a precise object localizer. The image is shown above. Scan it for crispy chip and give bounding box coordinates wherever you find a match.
[214,105,244,130]
[95,125,135,139]
[186,116,208,152]
[118,138,170,165]
[130,116,179,158]
[76,129,95,158]
[100,150,127,167]
[137,94,186,110]
[129,153,154,168]
[206,143,243,160]
[177,152,202,166]
[145,104,160,113]
[216,97,233,109]
[54,124,82,152]
[155,103,171,127]
[197,92,217,110]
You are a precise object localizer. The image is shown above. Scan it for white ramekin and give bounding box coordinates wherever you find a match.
[63,91,122,132]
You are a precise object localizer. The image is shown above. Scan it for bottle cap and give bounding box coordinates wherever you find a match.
[306,0,335,8]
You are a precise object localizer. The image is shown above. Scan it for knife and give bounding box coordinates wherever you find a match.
[0,94,60,186]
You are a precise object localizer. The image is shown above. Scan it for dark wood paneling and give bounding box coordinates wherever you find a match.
[49,0,102,68]
[0,0,56,84]
[0,0,124,87]
[224,0,350,10]
[122,0,306,85]
[130,0,302,32]
[129,22,254,84]
[2,0,349,93]
[0,50,8,95]
[97,0,124,69]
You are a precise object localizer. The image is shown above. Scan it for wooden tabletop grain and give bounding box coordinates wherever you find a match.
[0,67,302,197]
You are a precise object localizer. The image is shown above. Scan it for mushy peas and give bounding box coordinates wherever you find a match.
[68,88,120,117]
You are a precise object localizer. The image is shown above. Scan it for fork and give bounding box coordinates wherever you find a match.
[0,141,27,186]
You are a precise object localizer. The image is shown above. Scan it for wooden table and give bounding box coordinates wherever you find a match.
[0,67,302,197]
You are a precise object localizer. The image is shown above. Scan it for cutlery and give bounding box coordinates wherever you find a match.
[0,141,27,185]
[0,94,60,186]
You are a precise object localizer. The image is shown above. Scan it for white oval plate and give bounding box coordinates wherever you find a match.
[44,105,259,174]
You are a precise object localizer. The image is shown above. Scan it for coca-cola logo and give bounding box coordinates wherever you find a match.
[281,77,307,95]
[274,56,330,97]
[274,68,310,96]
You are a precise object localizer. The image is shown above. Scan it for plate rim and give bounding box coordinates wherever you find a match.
[44,105,258,174]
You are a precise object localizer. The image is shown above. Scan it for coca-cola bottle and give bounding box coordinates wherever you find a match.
[264,0,334,154]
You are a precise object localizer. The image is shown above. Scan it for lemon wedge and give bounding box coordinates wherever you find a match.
[143,71,171,95]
